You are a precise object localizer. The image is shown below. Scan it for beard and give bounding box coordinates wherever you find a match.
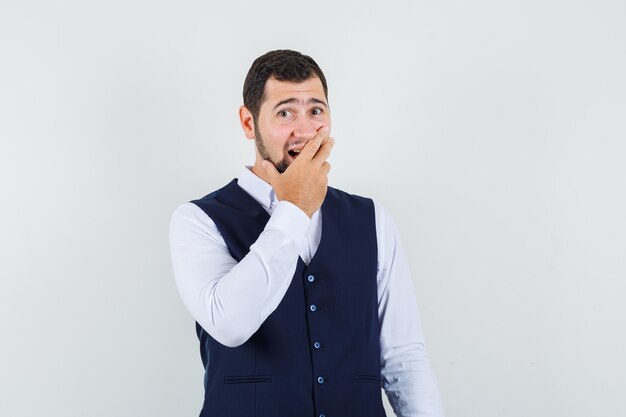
[254,125,290,173]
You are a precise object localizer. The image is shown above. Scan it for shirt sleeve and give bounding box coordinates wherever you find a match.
[375,201,445,417]
[169,200,310,348]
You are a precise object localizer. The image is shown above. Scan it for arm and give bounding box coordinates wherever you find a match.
[169,200,310,347]
[375,201,445,417]
[170,127,333,348]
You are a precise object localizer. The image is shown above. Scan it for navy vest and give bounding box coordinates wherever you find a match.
[191,179,386,417]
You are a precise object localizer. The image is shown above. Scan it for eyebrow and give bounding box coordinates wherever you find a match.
[272,97,328,111]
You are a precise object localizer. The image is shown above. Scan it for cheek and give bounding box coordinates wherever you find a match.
[316,114,331,129]
[276,125,294,138]
[312,121,329,134]
[263,128,291,152]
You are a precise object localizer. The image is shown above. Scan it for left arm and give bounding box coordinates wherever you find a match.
[375,201,445,417]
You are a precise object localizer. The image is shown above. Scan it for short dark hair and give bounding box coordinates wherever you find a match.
[243,49,328,120]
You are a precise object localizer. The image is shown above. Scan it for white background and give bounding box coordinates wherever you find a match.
[1,1,625,416]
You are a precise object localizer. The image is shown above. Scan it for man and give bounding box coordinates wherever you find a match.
[169,50,444,417]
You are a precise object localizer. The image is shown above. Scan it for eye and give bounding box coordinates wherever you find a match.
[278,109,293,118]
[311,107,323,116]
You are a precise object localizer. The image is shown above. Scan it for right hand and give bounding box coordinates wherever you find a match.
[259,127,335,218]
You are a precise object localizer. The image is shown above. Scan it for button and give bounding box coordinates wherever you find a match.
[313,341,321,349]
[317,376,325,384]
[307,275,315,282]
[319,414,326,417]
[309,304,317,312]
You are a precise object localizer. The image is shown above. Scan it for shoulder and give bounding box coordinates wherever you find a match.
[170,202,215,233]
[170,181,239,234]
[170,180,237,235]
[326,186,374,209]
[190,179,238,207]
[169,201,228,251]
[327,186,392,227]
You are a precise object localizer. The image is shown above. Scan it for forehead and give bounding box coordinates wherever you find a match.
[261,76,326,108]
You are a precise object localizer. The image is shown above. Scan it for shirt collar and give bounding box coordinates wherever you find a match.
[236,166,277,212]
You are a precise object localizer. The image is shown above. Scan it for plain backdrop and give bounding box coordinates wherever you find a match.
[1,1,625,416]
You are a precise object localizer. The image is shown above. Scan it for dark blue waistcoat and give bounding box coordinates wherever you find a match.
[191,179,386,417]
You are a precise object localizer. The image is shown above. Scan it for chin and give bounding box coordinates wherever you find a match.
[276,160,290,173]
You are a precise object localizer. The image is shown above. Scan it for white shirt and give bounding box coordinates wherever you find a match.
[169,167,445,417]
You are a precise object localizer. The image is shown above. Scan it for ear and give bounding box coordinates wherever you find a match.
[239,106,255,140]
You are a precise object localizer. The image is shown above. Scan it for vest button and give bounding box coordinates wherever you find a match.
[307,274,315,282]
[319,414,326,417]
[317,376,325,384]
[309,304,317,312]
[313,341,321,349]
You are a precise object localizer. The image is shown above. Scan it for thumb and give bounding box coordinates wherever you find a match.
[260,160,279,181]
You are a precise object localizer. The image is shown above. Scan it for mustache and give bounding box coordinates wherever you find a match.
[283,140,307,152]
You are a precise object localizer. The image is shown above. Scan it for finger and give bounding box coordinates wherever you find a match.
[260,159,280,182]
[312,136,335,164]
[321,161,331,175]
[301,126,330,160]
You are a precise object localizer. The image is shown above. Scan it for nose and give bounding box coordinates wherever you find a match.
[293,117,324,141]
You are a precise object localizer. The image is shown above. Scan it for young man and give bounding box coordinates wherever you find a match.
[169,50,444,417]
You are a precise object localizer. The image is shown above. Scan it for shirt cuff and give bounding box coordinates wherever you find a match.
[265,200,311,244]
